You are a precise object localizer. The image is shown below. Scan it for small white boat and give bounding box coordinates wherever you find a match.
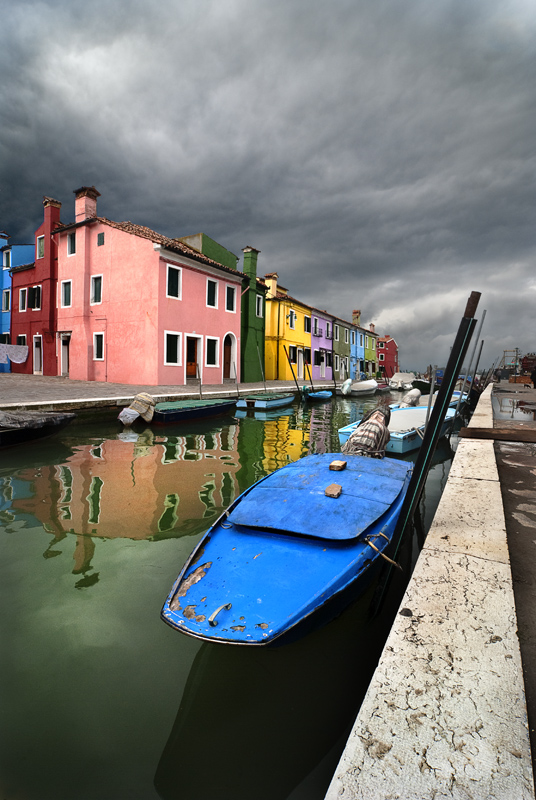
[390,390,468,415]
[350,379,378,396]
[389,372,416,390]
[338,406,456,455]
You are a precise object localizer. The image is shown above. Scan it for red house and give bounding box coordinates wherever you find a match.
[10,196,62,375]
[377,334,399,379]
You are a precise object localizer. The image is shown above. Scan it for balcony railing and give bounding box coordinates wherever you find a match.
[312,327,323,337]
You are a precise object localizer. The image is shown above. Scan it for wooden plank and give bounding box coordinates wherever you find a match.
[459,427,536,443]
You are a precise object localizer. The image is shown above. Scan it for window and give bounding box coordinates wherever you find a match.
[288,345,297,363]
[379,353,385,361]
[167,265,181,299]
[0,333,9,344]
[205,337,219,366]
[314,350,321,367]
[256,294,263,317]
[3,250,10,269]
[67,232,76,256]
[61,280,72,308]
[36,236,45,259]
[16,334,26,346]
[28,285,41,309]
[334,354,340,371]
[93,332,104,361]
[365,336,369,349]
[288,310,296,329]
[304,316,311,333]
[360,334,363,346]
[207,279,218,308]
[97,232,105,246]
[326,322,331,339]
[334,324,339,341]
[2,289,10,312]
[304,347,311,365]
[91,275,102,305]
[226,286,236,312]
[19,288,27,312]
[378,341,384,348]
[351,331,355,345]
[165,332,181,365]
[345,328,349,344]
[372,339,376,350]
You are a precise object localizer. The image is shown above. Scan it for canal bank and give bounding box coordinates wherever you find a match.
[326,383,536,800]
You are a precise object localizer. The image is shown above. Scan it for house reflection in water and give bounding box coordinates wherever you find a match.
[9,424,241,585]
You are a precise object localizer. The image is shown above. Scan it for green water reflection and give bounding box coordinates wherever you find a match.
[0,395,459,800]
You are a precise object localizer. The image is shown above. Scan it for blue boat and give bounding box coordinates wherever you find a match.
[152,398,237,424]
[236,393,294,410]
[304,390,332,401]
[161,453,412,646]
[338,406,456,455]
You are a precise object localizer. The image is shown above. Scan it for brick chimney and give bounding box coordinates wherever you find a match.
[352,309,361,326]
[74,186,100,222]
[369,323,375,333]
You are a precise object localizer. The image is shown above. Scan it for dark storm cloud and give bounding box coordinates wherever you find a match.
[1,0,535,369]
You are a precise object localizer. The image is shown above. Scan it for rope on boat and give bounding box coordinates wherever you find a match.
[220,508,233,529]
[364,533,403,570]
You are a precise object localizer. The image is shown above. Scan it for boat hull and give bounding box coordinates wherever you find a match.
[152,399,237,424]
[161,453,412,646]
[236,393,294,410]
[0,411,76,448]
[304,390,332,401]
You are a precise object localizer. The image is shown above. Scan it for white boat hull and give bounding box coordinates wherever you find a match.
[338,406,456,454]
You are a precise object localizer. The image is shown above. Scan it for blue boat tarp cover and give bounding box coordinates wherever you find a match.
[227,453,411,541]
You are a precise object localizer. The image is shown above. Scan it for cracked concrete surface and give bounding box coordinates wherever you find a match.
[326,386,535,800]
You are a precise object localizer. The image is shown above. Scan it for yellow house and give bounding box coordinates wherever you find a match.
[263,273,313,381]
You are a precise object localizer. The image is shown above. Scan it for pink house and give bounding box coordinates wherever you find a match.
[53,187,243,385]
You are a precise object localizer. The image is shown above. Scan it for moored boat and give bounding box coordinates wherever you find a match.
[338,406,456,455]
[350,379,378,396]
[0,409,76,448]
[389,372,416,390]
[236,393,294,410]
[303,389,332,401]
[161,453,413,646]
[152,398,237,424]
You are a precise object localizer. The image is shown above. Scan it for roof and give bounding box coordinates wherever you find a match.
[53,217,243,278]
[10,262,35,273]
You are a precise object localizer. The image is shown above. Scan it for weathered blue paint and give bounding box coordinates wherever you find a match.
[304,390,332,401]
[161,453,412,645]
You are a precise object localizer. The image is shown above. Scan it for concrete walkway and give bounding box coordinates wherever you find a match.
[0,372,336,411]
[326,384,536,799]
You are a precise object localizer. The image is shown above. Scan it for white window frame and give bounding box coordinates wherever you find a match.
[67,231,76,256]
[372,339,376,350]
[288,309,296,330]
[304,315,311,333]
[16,334,27,346]
[164,331,182,366]
[206,278,218,309]
[36,236,45,259]
[326,322,331,339]
[344,328,349,344]
[225,285,236,313]
[166,264,182,300]
[29,285,42,310]
[334,354,340,372]
[360,334,363,346]
[205,336,220,367]
[19,288,27,312]
[3,250,11,269]
[61,280,72,308]
[256,294,263,317]
[379,353,385,361]
[334,324,339,341]
[90,275,103,305]
[2,289,10,312]
[93,332,105,361]
[365,336,369,349]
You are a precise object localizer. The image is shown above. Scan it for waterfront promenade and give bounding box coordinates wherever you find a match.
[327,382,536,799]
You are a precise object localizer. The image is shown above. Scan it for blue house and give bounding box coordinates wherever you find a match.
[1,233,34,372]
[350,310,366,380]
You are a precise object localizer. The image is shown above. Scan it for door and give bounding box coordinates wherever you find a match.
[320,352,326,379]
[61,334,70,377]
[186,337,197,378]
[297,349,304,380]
[223,335,232,379]
[33,335,43,375]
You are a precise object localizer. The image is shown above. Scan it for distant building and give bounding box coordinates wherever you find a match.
[377,334,399,379]
[1,233,35,372]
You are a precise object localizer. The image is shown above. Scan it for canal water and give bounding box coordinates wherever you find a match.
[0,394,461,800]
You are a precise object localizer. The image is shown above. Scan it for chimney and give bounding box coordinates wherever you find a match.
[264,273,278,299]
[74,186,100,222]
[369,323,375,333]
[352,309,361,326]
[42,195,62,232]
[242,246,260,280]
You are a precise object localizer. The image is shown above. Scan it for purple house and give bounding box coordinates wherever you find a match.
[310,308,333,381]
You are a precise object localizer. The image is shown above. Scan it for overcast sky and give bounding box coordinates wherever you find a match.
[1,0,535,371]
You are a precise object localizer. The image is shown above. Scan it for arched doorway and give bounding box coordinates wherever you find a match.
[223,335,233,379]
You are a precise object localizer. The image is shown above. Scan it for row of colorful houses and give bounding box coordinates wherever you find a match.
[1,187,399,385]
